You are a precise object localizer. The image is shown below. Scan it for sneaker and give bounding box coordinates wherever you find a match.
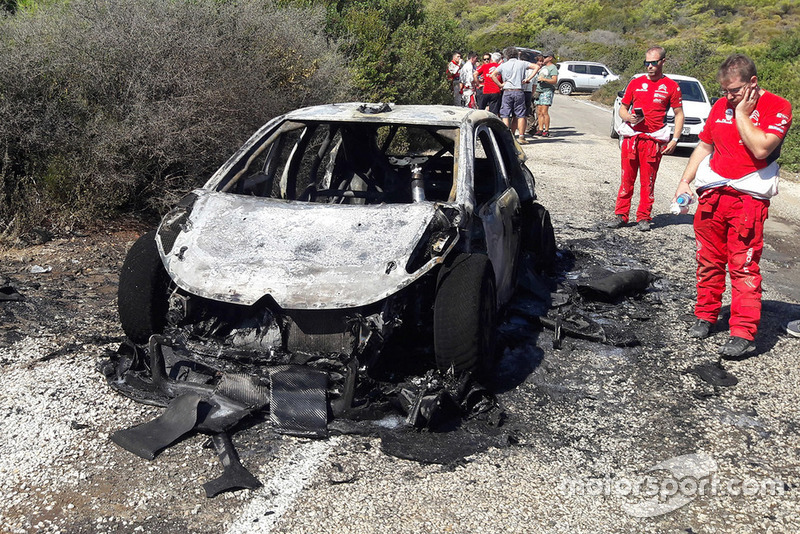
[606,215,626,229]
[637,220,651,232]
[517,136,529,145]
[688,319,712,339]
[786,320,800,338]
[534,130,543,136]
[541,130,550,137]
[718,336,755,358]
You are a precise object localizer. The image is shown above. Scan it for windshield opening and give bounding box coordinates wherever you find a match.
[220,122,460,205]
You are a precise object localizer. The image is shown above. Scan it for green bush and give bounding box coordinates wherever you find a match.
[0,0,353,241]
[327,0,466,104]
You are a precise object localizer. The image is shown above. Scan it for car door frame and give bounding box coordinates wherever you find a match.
[472,123,522,306]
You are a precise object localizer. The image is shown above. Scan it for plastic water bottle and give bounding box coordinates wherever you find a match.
[670,193,694,215]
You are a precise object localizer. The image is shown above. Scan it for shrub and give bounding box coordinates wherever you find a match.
[327,0,466,104]
[0,0,353,241]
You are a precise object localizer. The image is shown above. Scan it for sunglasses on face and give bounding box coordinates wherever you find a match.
[643,59,662,67]
[719,84,747,96]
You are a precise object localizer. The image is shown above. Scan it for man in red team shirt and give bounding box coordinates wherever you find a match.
[609,46,685,232]
[674,54,792,357]
[476,52,502,115]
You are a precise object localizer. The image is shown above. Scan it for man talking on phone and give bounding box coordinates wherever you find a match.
[674,54,792,357]
[608,45,684,232]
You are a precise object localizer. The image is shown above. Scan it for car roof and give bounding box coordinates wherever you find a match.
[515,46,542,54]
[283,103,494,128]
[559,60,608,65]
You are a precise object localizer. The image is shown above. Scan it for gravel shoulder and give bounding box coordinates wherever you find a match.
[1,97,799,533]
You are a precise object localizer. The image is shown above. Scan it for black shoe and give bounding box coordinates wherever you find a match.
[606,215,626,229]
[637,220,651,232]
[688,319,712,339]
[718,336,755,358]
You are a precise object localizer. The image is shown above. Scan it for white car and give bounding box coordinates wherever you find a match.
[556,61,620,95]
[611,73,714,149]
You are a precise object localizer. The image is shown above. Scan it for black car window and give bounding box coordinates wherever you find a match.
[677,80,706,103]
[572,64,587,74]
[588,65,606,75]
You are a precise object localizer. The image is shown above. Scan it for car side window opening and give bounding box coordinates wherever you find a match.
[678,81,705,103]
[490,125,531,202]
[474,127,507,206]
[571,64,587,74]
[588,65,607,76]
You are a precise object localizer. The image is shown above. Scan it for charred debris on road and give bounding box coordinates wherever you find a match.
[96,249,692,498]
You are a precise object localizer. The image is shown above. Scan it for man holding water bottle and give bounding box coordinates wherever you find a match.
[674,53,792,357]
[608,45,684,232]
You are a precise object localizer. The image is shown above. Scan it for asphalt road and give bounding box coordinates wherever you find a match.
[2,95,799,533]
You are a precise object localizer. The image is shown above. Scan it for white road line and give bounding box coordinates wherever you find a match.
[226,437,337,533]
[578,98,612,113]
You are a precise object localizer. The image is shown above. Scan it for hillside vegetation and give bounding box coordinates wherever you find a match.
[0,0,462,242]
[436,0,800,172]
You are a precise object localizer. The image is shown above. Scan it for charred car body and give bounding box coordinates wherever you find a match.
[118,103,554,375]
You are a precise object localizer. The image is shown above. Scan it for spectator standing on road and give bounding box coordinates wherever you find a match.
[534,52,558,137]
[447,52,463,106]
[490,46,537,144]
[460,52,479,108]
[608,45,684,232]
[477,52,502,115]
[675,53,792,357]
[520,53,542,137]
[475,53,492,109]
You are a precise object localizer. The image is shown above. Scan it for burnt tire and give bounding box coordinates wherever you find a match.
[521,201,557,274]
[118,230,171,344]
[434,254,497,373]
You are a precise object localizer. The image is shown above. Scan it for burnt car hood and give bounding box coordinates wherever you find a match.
[159,191,446,308]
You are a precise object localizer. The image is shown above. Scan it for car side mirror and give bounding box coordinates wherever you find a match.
[617,91,624,98]
[710,96,719,104]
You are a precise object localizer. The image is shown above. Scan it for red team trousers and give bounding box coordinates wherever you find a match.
[615,135,664,223]
[693,187,769,340]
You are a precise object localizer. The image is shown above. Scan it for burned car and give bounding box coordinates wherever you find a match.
[118,103,554,375]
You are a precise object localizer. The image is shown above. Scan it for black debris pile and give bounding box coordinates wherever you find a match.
[99,333,507,496]
[686,360,739,388]
[509,263,659,349]
[0,285,24,302]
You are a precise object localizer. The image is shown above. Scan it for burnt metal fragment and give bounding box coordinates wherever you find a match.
[577,269,655,302]
[111,393,202,460]
[203,433,262,498]
[270,367,329,438]
[687,361,739,387]
[0,286,23,302]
